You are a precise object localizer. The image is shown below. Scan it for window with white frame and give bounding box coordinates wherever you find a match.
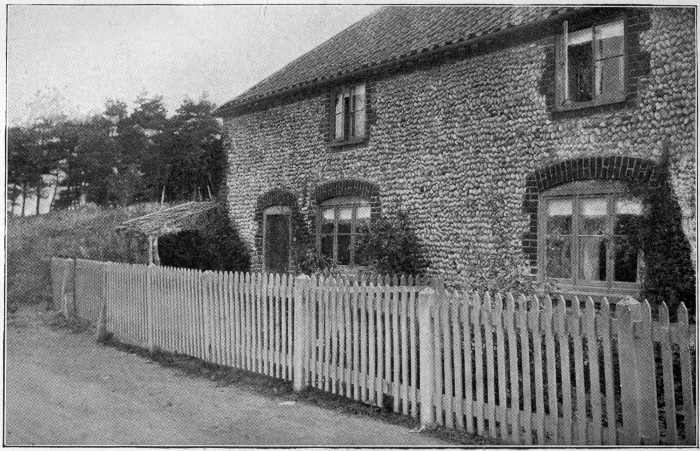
[318,197,371,266]
[539,180,643,294]
[556,18,625,108]
[332,84,366,144]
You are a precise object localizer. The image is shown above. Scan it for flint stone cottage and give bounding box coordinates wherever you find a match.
[215,6,696,299]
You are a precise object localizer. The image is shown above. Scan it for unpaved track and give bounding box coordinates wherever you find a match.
[5,307,449,446]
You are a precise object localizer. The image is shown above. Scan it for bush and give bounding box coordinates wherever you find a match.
[158,206,250,272]
[354,210,427,275]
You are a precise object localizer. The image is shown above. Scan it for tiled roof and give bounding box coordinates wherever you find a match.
[217,6,578,115]
[116,201,218,236]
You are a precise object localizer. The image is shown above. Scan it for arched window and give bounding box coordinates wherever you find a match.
[539,180,642,295]
[318,197,371,266]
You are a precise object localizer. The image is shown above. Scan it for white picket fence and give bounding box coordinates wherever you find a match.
[51,257,696,445]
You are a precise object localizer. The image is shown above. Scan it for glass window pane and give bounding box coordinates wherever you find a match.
[354,108,366,138]
[335,112,344,140]
[546,199,572,234]
[614,236,639,282]
[597,21,624,56]
[579,237,607,281]
[353,84,366,110]
[546,237,571,278]
[322,208,335,221]
[615,198,642,235]
[581,198,607,235]
[356,206,371,220]
[615,198,642,215]
[568,41,594,102]
[597,56,623,98]
[320,235,333,260]
[568,27,593,46]
[338,207,352,221]
[337,235,351,265]
[353,234,368,266]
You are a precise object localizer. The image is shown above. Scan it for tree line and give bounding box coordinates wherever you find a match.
[8,94,225,215]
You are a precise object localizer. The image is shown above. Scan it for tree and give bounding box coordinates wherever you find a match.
[144,96,224,203]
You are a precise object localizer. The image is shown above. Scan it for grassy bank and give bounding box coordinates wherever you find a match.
[7,203,160,308]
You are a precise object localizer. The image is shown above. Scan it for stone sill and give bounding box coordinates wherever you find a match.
[553,94,627,113]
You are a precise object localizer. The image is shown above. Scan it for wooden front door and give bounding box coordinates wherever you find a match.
[264,209,290,273]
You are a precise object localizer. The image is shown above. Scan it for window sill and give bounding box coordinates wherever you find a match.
[329,137,368,149]
[553,94,627,113]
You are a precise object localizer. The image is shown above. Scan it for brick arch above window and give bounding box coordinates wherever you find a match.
[522,156,660,275]
[314,179,380,204]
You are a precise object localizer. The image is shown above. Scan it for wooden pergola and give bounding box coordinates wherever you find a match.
[116,201,219,265]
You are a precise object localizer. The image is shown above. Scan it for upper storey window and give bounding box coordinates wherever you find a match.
[331,84,366,145]
[556,19,626,110]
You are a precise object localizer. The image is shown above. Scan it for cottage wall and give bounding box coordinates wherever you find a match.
[223,8,695,285]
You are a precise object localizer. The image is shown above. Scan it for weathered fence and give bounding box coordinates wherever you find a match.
[51,257,696,445]
[416,288,696,446]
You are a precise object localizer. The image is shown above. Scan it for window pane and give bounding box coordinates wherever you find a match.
[356,206,371,220]
[321,235,333,260]
[354,234,368,265]
[615,198,642,215]
[337,235,351,265]
[353,84,366,138]
[579,236,607,281]
[338,207,352,221]
[353,84,366,110]
[546,199,572,234]
[581,198,607,234]
[597,21,624,57]
[597,56,624,98]
[546,237,571,278]
[568,41,594,102]
[343,96,352,138]
[614,236,638,282]
[334,95,344,140]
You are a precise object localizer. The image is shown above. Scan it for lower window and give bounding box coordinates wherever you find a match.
[539,181,642,294]
[318,197,371,266]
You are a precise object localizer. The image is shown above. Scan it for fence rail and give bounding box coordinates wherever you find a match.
[51,257,696,446]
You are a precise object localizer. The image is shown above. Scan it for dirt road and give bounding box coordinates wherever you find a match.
[5,307,450,446]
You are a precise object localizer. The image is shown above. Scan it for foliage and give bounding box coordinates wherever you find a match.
[354,210,427,275]
[630,151,696,317]
[8,92,225,215]
[295,244,336,276]
[158,206,250,272]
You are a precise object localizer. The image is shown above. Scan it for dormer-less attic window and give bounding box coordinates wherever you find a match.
[555,18,626,111]
[331,84,366,145]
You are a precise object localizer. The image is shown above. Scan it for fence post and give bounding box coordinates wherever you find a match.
[293,274,310,392]
[95,264,108,342]
[146,263,155,353]
[67,257,78,318]
[617,298,641,444]
[418,286,437,428]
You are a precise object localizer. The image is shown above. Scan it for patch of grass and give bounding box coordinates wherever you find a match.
[7,202,161,308]
[100,336,496,445]
[43,310,94,335]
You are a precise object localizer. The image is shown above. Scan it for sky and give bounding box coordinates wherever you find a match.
[7,4,381,125]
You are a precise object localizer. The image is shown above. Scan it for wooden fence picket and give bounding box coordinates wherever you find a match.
[54,260,698,447]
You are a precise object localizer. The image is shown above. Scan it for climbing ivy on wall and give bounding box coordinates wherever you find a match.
[631,152,696,318]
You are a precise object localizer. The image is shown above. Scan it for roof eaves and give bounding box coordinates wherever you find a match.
[214,7,586,118]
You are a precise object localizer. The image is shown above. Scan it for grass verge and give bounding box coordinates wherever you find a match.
[45,312,496,445]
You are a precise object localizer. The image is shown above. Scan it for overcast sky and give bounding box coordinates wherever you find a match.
[7,4,380,124]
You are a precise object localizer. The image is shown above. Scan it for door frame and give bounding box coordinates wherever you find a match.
[262,205,292,273]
